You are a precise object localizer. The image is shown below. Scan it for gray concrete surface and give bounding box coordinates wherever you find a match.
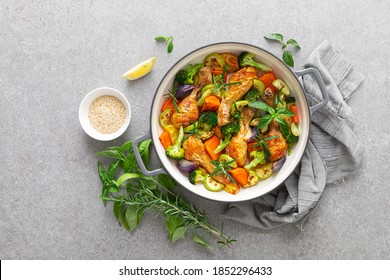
[1,0,389,259]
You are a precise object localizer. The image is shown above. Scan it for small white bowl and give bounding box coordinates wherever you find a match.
[79,87,131,141]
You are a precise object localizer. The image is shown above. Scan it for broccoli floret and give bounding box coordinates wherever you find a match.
[238,52,272,72]
[175,64,203,85]
[165,126,185,160]
[285,96,296,105]
[244,150,267,170]
[243,89,260,102]
[189,169,206,184]
[198,111,218,131]
[214,123,240,153]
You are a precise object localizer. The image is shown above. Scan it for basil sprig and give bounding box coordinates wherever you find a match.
[264,33,301,67]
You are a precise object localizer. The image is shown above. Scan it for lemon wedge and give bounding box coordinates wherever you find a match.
[122,57,156,80]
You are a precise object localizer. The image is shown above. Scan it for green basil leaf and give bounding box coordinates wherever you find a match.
[264,33,284,43]
[108,160,120,179]
[248,101,273,113]
[282,51,294,67]
[167,41,174,53]
[96,148,126,161]
[138,139,152,168]
[124,205,143,232]
[286,39,301,49]
[192,233,211,249]
[97,162,109,184]
[116,173,140,186]
[258,114,273,129]
[154,36,167,41]
[172,226,186,243]
[113,201,124,225]
[120,141,133,155]
[166,216,185,242]
[277,108,295,117]
[274,116,288,127]
[138,177,157,190]
[158,174,175,190]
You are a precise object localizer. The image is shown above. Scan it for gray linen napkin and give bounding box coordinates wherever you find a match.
[222,40,365,229]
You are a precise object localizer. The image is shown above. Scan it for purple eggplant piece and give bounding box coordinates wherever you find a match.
[176,85,195,100]
[177,159,198,173]
[272,156,286,172]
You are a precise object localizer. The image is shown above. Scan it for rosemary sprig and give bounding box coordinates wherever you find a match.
[96,140,235,248]
[212,64,240,94]
[163,88,180,113]
[253,135,279,160]
[210,159,236,183]
[182,121,201,142]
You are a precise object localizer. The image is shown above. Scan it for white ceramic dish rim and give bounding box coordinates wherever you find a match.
[135,42,327,203]
[79,87,131,141]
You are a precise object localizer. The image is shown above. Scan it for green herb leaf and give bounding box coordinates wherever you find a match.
[276,108,295,117]
[96,148,126,161]
[138,139,152,168]
[108,160,120,179]
[113,201,124,225]
[167,41,174,53]
[158,174,175,190]
[248,101,273,113]
[155,35,174,53]
[166,216,186,243]
[192,233,211,249]
[258,114,273,128]
[264,33,284,43]
[154,36,168,41]
[282,51,294,67]
[98,162,109,184]
[115,173,140,186]
[286,39,301,49]
[274,115,288,127]
[124,205,143,232]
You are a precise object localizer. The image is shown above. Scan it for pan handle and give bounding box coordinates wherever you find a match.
[133,132,166,176]
[295,67,329,114]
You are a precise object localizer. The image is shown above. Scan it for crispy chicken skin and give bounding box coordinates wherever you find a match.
[217,67,257,127]
[265,121,288,161]
[171,88,200,128]
[183,136,230,185]
[225,107,256,167]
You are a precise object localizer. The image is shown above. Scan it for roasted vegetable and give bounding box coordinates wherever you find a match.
[253,79,265,94]
[164,124,179,144]
[176,84,196,100]
[285,96,296,106]
[238,52,272,72]
[177,159,198,173]
[203,174,224,192]
[159,109,173,127]
[244,150,267,170]
[198,111,218,131]
[189,168,206,184]
[255,163,273,179]
[214,123,240,153]
[175,64,203,84]
[243,170,260,188]
[204,53,225,69]
[165,126,185,160]
[272,79,290,96]
[230,100,249,116]
[218,154,237,168]
[243,89,260,102]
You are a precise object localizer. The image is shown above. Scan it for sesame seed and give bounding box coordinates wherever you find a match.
[88,95,126,134]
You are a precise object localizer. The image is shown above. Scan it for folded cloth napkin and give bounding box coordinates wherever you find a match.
[222,40,365,229]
